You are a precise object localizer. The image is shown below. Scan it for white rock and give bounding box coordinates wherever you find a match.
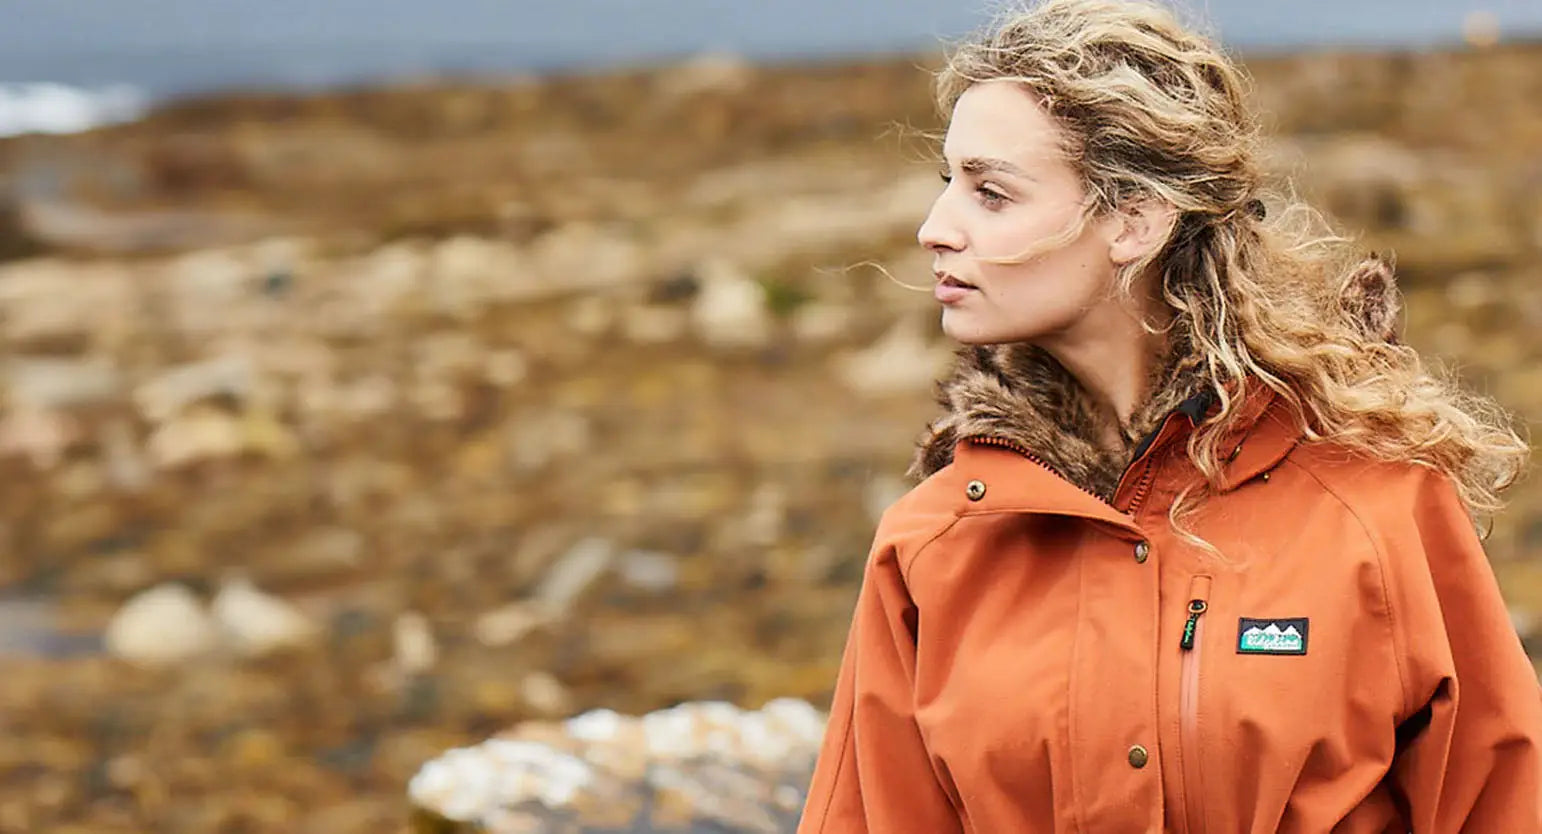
[834,319,952,397]
[536,537,615,614]
[657,52,753,101]
[105,583,218,666]
[254,236,307,277]
[305,373,398,423]
[429,236,531,314]
[99,418,150,491]
[741,483,786,548]
[166,248,252,303]
[520,671,572,716]
[690,259,770,349]
[409,698,829,825]
[0,261,133,349]
[134,353,256,421]
[762,697,829,746]
[4,357,121,410]
[729,174,938,263]
[474,602,552,648]
[145,408,246,469]
[393,611,438,675]
[529,222,646,292]
[616,550,680,593]
[564,708,629,743]
[211,576,318,657]
[347,241,425,319]
[1463,10,1501,48]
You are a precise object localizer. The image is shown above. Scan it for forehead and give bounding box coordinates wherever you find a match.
[942,80,1067,166]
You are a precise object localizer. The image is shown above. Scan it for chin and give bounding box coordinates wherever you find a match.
[940,311,1045,346]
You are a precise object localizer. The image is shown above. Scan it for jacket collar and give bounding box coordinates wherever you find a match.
[910,252,1402,505]
[1129,384,1216,465]
[911,340,1300,505]
[909,339,1212,501]
[1207,383,1300,492]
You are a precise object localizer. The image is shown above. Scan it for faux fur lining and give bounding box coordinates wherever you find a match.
[906,254,1400,500]
[906,334,1211,501]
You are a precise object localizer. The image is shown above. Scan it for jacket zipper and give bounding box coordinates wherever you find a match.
[1179,574,1212,834]
[1121,456,1160,516]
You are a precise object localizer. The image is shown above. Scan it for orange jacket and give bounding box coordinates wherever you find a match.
[798,381,1542,833]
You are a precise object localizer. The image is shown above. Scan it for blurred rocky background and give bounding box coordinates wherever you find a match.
[2,2,1542,832]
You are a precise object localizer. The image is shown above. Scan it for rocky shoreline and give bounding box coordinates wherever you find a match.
[408,698,824,833]
[1,42,1540,834]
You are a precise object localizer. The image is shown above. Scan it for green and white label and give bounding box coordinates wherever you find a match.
[1237,618,1308,655]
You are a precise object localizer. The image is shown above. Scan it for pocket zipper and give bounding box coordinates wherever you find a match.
[1178,575,1212,834]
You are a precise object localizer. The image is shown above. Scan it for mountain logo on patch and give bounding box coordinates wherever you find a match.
[1237,617,1308,655]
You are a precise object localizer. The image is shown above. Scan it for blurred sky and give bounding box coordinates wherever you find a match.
[0,0,1539,97]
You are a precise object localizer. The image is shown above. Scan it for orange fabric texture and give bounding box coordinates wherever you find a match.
[797,388,1542,833]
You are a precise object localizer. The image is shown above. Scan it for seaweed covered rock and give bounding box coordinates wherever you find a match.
[0,195,45,262]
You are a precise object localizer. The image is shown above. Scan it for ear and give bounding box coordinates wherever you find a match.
[1105,198,1179,266]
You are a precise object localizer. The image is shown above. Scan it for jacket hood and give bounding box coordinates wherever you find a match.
[906,254,1401,499]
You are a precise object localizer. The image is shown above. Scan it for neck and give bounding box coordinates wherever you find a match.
[1036,293,1172,451]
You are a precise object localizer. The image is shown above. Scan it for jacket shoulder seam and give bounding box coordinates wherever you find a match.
[897,515,962,587]
[1282,456,1414,716]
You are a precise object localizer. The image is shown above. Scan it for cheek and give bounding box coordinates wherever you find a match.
[972,211,1056,258]
[975,216,1109,287]
[968,197,1089,260]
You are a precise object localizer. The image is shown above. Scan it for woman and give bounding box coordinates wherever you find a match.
[797,1,1542,832]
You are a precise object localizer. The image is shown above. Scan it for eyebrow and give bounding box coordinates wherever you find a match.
[944,156,1035,181]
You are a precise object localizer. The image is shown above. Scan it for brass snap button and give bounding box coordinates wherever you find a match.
[1127,744,1149,769]
[965,480,987,501]
[1134,541,1150,564]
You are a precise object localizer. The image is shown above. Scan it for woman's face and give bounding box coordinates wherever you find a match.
[918,80,1125,346]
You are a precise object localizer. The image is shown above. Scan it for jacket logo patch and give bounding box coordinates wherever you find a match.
[1237,617,1308,655]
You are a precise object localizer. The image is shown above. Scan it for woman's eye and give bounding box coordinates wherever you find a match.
[938,170,1007,207]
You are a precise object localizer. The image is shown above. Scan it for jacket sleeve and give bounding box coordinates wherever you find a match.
[1387,470,1542,832]
[796,529,964,833]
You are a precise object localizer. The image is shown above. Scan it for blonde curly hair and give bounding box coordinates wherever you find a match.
[932,0,1527,530]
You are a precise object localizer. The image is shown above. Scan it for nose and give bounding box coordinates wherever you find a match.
[917,194,964,254]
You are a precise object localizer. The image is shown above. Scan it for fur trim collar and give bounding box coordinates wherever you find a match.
[906,254,1400,500]
[907,339,1212,501]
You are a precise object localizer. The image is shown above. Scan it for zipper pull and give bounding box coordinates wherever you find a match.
[1180,599,1208,651]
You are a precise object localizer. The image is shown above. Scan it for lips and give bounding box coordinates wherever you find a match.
[933,272,978,305]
